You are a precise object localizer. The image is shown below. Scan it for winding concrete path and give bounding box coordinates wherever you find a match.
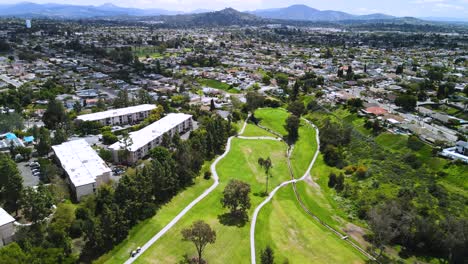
[250,119,320,264]
[250,119,376,263]
[125,115,252,264]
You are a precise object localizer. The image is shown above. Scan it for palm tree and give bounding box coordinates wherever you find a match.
[258,157,272,195]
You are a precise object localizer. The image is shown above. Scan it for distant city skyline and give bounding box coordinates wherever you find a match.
[1,0,467,18]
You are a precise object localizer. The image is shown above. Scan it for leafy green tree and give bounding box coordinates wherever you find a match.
[396,65,404,74]
[335,173,345,192]
[323,145,342,167]
[21,184,54,223]
[0,243,28,263]
[284,115,300,144]
[290,81,300,101]
[149,147,179,202]
[0,153,23,214]
[0,113,24,133]
[246,91,265,112]
[367,201,402,258]
[42,99,68,130]
[181,220,216,264]
[102,131,118,145]
[221,180,251,216]
[328,172,337,188]
[262,74,271,85]
[36,127,52,157]
[287,101,305,117]
[260,245,274,264]
[52,128,68,145]
[407,136,424,151]
[98,148,113,162]
[73,101,82,113]
[395,94,417,112]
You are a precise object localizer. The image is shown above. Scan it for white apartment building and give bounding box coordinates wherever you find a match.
[109,113,193,164]
[52,139,112,201]
[0,207,15,247]
[76,104,157,126]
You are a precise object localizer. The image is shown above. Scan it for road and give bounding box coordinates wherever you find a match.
[124,115,250,264]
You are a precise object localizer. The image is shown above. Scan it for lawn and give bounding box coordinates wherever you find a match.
[95,173,214,264]
[241,123,278,138]
[134,138,290,263]
[198,78,240,94]
[290,121,318,178]
[255,184,366,264]
[254,108,290,136]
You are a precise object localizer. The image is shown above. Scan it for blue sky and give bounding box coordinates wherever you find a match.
[2,0,468,18]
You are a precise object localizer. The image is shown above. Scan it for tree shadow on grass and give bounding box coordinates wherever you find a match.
[218,212,248,227]
[253,191,268,198]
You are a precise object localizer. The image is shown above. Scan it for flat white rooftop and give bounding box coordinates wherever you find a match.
[52,139,111,187]
[0,207,15,226]
[76,104,156,122]
[109,113,192,152]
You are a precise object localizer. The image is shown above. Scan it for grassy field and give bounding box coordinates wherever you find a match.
[255,184,366,264]
[134,138,290,263]
[95,173,213,264]
[198,78,240,94]
[241,123,278,138]
[290,121,318,178]
[254,108,290,136]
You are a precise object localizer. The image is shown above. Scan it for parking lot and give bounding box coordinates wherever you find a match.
[17,161,40,187]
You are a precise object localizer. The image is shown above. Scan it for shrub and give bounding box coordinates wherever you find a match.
[204,171,211,180]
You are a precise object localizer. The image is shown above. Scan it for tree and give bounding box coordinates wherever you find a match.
[347,98,363,112]
[118,132,133,166]
[0,243,28,263]
[53,128,67,145]
[0,153,23,214]
[42,100,68,130]
[114,90,130,108]
[246,91,264,112]
[21,184,53,223]
[221,180,251,216]
[328,172,337,188]
[337,68,344,78]
[335,173,345,192]
[290,81,300,101]
[407,135,424,151]
[260,245,274,264]
[367,202,402,258]
[346,65,354,80]
[36,127,52,157]
[284,115,300,144]
[323,145,342,167]
[396,65,404,74]
[258,157,272,194]
[73,101,82,113]
[149,147,179,202]
[287,101,305,117]
[395,94,417,112]
[101,131,118,145]
[181,220,216,264]
[210,99,215,112]
[262,75,271,85]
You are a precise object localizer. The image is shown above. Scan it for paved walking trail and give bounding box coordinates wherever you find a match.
[125,115,251,264]
[126,115,374,264]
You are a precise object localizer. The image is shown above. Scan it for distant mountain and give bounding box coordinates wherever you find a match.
[156,8,264,27]
[251,4,394,21]
[420,17,468,23]
[0,2,181,18]
[189,9,213,14]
